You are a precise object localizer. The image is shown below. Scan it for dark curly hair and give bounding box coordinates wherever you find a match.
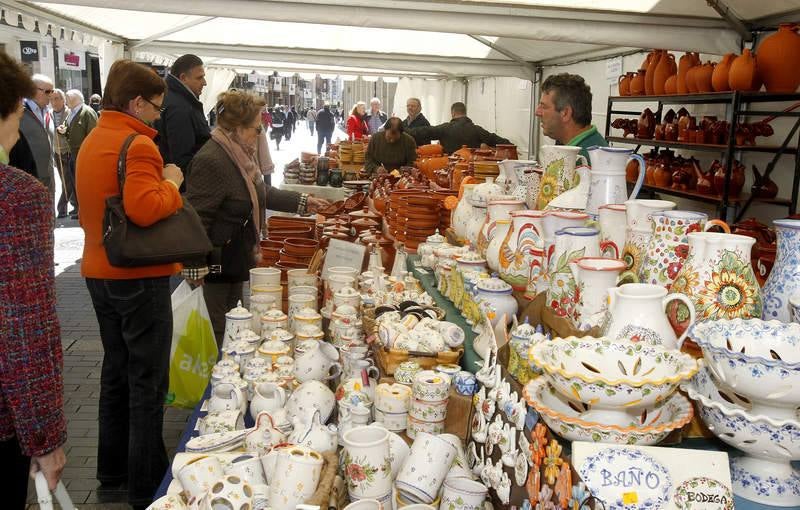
[0,50,35,119]
[541,73,593,126]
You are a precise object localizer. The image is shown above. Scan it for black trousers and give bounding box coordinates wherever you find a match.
[0,438,30,509]
[317,131,333,154]
[86,276,172,506]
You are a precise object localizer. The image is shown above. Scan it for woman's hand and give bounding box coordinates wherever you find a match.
[163,164,184,189]
[306,196,331,214]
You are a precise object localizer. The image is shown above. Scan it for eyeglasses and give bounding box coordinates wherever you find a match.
[144,98,165,113]
[38,87,54,95]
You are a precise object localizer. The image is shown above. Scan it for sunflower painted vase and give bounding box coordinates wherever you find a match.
[620,199,676,282]
[535,145,587,209]
[670,232,762,332]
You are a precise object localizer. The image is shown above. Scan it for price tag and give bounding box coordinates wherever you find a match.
[622,492,639,505]
[321,238,366,279]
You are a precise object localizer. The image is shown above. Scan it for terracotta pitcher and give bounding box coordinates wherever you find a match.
[677,52,699,94]
[629,70,645,96]
[664,75,678,94]
[653,51,676,95]
[757,24,800,93]
[729,49,761,92]
[685,65,700,93]
[712,53,735,91]
[645,50,662,95]
[695,62,715,93]
[618,73,633,96]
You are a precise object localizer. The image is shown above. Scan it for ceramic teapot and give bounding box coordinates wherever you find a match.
[293,339,342,382]
[289,407,338,452]
[260,304,288,338]
[249,382,287,420]
[585,147,646,217]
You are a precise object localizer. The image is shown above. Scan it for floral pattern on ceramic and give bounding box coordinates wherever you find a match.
[409,397,448,422]
[412,370,451,402]
[536,145,586,209]
[440,477,488,510]
[455,371,478,396]
[244,412,286,455]
[569,257,626,329]
[406,415,446,438]
[673,477,734,510]
[683,366,800,507]
[620,199,676,278]
[640,211,729,289]
[498,210,546,291]
[598,204,627,259]
[268,447,324,510]
[579,447,672,510]
[670,233,762,328]
[524,377,693,446]
[199,410,244,435]
[530,337,697,417]
[396,431,457,504]
[395,361,422,385]
[545,227,600,321]
[762,220,800,322]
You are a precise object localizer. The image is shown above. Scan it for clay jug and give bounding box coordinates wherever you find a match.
[695,62,715,93]
[757,24,800,93]
[645,50,662,95]
[677,52,699,94]
[664,75,678,94]
[639,51,654,78]
[618,73,633,96]
[653,51,675,95]
[712,53,735,91]
[630,70,646,96]
[729,49,761,92]
[685,65,699,93]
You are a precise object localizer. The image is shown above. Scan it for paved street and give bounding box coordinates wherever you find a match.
[26,120,343,508]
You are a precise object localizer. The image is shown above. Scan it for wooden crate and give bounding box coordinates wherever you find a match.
[375,346,463,375]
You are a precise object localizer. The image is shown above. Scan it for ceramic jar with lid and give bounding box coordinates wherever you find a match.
[222,339,256,370]
[259,305,288,338]
[476,276,518,327]
[224,301,253,349]
[258,339,291,366]
[292,307,323,331]
[418,230,447,269]
[334,286,362,311]
[455,250,488,274]
[236,328,262,350]
[295,324,326,342]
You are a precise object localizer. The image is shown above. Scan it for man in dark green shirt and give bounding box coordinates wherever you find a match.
[535,73,607,160]
[364,117,417,177]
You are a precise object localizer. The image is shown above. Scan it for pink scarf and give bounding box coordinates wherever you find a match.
[211,127,262,236]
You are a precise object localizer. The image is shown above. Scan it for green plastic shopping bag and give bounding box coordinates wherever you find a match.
[166,281,219,408]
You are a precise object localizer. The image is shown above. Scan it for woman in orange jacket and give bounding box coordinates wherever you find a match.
[76,60,184,509]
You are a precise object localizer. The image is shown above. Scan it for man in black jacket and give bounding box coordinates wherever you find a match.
[316,104,335,154]
[408,101,510,154]
[156,54,210,189]
[402,97,431,143]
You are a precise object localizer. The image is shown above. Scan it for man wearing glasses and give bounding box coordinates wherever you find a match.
[10,74,55,194]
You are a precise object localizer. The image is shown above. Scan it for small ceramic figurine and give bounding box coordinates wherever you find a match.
[497,472,512,504]
[501,424,517,467]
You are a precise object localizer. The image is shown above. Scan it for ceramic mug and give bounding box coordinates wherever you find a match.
[225,454,267,487]
[177,455,224,499]
[440,477,488,510]
[396,431,457,504]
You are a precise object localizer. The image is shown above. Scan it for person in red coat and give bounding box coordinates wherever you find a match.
[346,101,369,140]
[0,49,67,509]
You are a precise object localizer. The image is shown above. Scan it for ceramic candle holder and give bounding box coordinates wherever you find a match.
[412,370,451,402]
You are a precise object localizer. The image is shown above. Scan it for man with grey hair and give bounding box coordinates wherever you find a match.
[58,89,97,219]
[50,89,72,217]
[364,97,387,135]
[402,97,431,144]
[12,73,54,193]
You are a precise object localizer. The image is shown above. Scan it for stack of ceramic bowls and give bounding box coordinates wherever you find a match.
[375,383,412,433]
[682,319,800,507]
[407,370,451,438]
[525,337,697,446]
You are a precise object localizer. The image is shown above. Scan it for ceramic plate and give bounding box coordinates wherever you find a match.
[579,447,672,510]
[514,451,527,486]
[185,429,248,453]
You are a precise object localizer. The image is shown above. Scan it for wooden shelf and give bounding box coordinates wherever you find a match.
[632,182,792,207]
[607,136,798,154]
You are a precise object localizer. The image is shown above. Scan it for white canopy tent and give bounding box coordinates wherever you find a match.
[2,0,797,156]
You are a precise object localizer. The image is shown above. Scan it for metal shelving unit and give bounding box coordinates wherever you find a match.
[604,91,800,222]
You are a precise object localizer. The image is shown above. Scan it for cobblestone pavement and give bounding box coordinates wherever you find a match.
[27,123,336,508]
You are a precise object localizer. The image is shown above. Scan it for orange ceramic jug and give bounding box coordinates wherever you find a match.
[618,73,633,96]
[630,70,646,96]
[664,75,678,94]
[695,62,715,93]
[677,52,699,94]
[757,24,800,93]
[712,53,736,91]
[729,49,762,92]
[640,51,654,76]
[653,52,676,95]
[645,50,662,95]
[686,65,699,93]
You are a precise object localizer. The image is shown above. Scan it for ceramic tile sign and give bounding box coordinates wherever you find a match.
[321,238,366,279]
[572,442,732,510]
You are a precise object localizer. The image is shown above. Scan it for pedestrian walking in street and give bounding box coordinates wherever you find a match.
[316,104,335,154]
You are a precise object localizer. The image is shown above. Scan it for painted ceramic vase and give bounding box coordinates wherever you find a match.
[640,211,730,289]
[544,226,600,320]
[762,219,800,322]
[670,233,762,331]
[621,199,676,278]
[342,426,393,500]
[569,257,627,329]
[477,198,524,257]
[486,219,511,273]
[537,211,589,294]
[536,145,587,209]
[498,210,546,291]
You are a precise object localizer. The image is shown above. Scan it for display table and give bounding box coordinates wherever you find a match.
[406,254,480,374]
[278,182,348,201]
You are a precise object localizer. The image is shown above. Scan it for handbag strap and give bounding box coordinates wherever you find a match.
[116,133,139,193]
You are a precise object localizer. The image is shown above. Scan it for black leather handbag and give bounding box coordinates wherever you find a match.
[103,134,212,267]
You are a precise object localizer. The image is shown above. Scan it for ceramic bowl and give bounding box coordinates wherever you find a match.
[530,337,698,420]
[683,365,800,506]
[688,318,800,420]
[524,377,693,446]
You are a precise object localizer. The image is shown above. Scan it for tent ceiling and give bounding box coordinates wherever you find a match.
[13,0,799,78]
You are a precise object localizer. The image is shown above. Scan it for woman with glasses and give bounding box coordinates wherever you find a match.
[183,90,329,346]
[76,59,184,509]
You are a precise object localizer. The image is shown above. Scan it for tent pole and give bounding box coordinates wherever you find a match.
[530,67,542,161]
[705,0,752,42]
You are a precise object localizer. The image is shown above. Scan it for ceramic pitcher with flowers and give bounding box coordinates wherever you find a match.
[620,199,676,281]
[640,211,730,289]
[670,232,763,332]
[762,219,800,322]
[498,210,546,291]
[569,257,627,329]
[536,145,588,209]
[545,227,601,320]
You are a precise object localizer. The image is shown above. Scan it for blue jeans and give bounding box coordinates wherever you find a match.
[317,131,332,154]
[307,120,315,135]
[86,277,172,506]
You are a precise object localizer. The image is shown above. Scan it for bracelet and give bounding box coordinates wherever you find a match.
[298,193,309,215]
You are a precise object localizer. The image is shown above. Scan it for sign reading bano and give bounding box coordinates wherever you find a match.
[600,466,663,490]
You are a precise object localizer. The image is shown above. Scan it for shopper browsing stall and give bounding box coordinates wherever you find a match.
[535,72,607,159]
[407,101,510,154]
[346,101,369,140]
[364,117,417,177]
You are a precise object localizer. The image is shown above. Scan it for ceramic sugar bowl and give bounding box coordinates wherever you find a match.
[258,337,291,365]
[260,305,288,337]
[223,301,253,349]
